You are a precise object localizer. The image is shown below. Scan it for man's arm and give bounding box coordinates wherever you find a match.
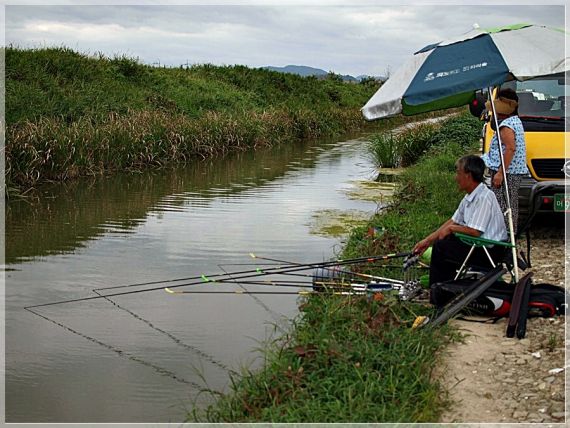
[413,219,453,255]
[447,223,482,237]
[413,220,482,255]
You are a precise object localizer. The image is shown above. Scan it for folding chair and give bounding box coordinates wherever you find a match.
[452,232,516,282]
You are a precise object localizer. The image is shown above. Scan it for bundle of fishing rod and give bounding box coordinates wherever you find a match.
[311,252,426,300]
[26,251,428,311]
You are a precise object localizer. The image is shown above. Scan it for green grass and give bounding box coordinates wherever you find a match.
[192,294,451,423]
[6,46,379,191]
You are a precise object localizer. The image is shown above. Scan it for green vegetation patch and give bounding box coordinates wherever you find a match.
[308,209,372,238]
[193,294,451,422]
[368,113,481,169]
[342,179,396,203]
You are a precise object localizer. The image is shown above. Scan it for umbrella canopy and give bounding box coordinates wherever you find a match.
[362,24,568,120]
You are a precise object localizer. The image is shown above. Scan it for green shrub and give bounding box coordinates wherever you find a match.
[399,123,439,166]
[368,133,400,168]
[367,112,481,170]
[435,114,482,147]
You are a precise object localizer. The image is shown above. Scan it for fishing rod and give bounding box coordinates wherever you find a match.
[206,278,384,291]
[250,253,405,285]
[164,288,368,296]
[26,252,411,309]
[249,252,409,267]
[92,262,293,292]
[93,251,411,293]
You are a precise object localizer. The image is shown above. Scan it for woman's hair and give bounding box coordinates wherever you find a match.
[457,155,485,183]
[498,88,519,115]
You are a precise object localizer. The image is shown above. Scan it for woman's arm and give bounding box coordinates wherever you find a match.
[492,126,516,188]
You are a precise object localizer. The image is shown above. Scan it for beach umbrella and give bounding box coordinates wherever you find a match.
[362,24,568,281]
[362,24,567,120]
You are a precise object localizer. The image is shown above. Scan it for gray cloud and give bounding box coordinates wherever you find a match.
[5,4,566,76]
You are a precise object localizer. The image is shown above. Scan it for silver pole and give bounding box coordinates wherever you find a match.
[488,87,519,282]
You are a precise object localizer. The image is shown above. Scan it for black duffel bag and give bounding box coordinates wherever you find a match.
[430,278,567,318]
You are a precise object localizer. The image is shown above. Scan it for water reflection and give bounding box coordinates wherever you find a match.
[6,133,380,423]
[6,138,339,264]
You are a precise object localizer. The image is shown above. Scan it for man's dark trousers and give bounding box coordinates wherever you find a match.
[428,234,507,286]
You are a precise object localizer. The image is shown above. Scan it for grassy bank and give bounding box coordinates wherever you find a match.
[6,47,380,192]
[193,294,451,422]
[190,113,481,422]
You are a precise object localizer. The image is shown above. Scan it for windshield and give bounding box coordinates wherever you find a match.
[503,73,568,119]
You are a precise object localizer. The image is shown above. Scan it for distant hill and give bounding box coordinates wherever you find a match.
[264,65,358,82]
[264,65,328,77]
[357,74,388,82]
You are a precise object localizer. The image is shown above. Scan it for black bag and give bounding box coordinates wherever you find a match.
[430,278,567,318]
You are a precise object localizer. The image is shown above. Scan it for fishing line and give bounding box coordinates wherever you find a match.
[25,307,203,389]
[92,290,231,373]
[218,265,285,333]
[27,252,411,309]
[219,265,277,315]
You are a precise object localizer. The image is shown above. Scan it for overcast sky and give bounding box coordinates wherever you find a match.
[3,1,567,76]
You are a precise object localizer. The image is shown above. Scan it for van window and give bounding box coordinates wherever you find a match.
[503,73,568,131]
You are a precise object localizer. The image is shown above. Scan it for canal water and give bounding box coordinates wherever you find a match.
[5,134,391,423]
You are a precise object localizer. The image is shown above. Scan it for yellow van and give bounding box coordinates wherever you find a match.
[474,72,568,225]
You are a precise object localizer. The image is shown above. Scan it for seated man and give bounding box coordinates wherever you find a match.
[413,155,508,288]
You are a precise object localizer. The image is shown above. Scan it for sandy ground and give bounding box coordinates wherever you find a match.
[438,220,567,423]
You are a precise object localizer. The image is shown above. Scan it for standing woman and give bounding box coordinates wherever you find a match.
[482,88,528,234]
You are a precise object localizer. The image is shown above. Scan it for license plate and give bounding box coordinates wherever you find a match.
[554,194,570,212]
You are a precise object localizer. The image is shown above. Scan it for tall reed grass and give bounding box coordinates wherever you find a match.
[6,47,375,191]
[6,108,363,187]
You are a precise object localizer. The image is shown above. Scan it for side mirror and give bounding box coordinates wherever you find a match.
[469,92,487,118]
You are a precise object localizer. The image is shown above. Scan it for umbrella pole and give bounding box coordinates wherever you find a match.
[488,87,519,282]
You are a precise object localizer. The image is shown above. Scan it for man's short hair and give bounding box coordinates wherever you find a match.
[457,155,485,183]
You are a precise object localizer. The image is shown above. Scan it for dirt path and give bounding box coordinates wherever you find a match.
[439,223,567,423]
